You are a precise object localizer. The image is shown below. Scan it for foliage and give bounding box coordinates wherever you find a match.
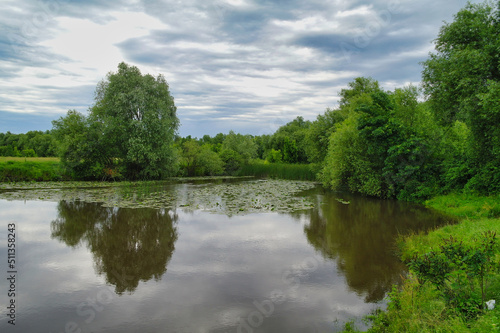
[422,0,500,194]
[0,130,58,157]
[179,140,224,176]
[221,130,257,162]
[266,148,282,163]
[439,121,474,192]
[408,232,498,320]
[354,274,471,333]
[305,108,347,164]
[196,144,224,176]
[52,63,179,180]
[52,110,106,180]
[271,116,311,163]
[219,148,244,175]
[282,136,299,163]
[339,76,380,108]
[319,113,367,193]
[320,84,439,200]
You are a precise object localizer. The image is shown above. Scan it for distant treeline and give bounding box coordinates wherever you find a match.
[0,130,58,157]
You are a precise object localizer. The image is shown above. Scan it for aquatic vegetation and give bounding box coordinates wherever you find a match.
[0,178,318,216]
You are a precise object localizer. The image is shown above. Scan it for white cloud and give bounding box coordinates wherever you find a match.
[0,0,487,135]
[40,11,168,80]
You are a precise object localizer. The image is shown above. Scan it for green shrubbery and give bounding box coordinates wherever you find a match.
[408,232,498,321]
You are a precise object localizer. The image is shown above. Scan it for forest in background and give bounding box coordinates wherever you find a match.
[1,0,499,201]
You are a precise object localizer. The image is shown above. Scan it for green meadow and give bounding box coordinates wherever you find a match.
[0,157,65,182]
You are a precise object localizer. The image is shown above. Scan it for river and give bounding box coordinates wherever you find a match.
[0,178,453,332]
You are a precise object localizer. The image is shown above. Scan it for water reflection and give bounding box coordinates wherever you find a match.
[51,200,178,294]
[0,182,458,333]
[302,190,454,302]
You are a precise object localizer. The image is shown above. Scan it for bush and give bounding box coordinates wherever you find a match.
[408,232,498,321]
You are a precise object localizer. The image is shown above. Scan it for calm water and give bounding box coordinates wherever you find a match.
[0,179,453,332]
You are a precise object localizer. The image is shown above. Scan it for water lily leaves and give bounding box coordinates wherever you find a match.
[0,178,317,216]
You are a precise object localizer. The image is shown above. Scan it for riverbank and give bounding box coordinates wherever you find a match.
[0,157,66,182]
[0,157,321,182]
[345,193,500,332]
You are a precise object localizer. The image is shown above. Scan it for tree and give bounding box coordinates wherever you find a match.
[52,110,106,179]
[267,117,311,164]
[282,136,299,163]
[305,108,347,164]
[266,148,282,163]
[221,131,257,162]
[179,140,223,176]
[339,77,380,108]
[321,79,440,200]
[180,140,202,176]
[219,149,243,175]
[197,144,224,176]
[28,131,58,157]
[53,63,180,180]
[422,0,500,193]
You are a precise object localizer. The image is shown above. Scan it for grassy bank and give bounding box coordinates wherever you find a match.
[0,157,66,182]
[238,160,319,181]
[344,193,500,332]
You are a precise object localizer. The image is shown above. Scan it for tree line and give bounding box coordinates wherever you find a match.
[1,1,498,199]
[0,130,57,157]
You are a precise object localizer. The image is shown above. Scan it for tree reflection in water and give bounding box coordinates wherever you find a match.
[302,190,453,303]
[51,200,178,294]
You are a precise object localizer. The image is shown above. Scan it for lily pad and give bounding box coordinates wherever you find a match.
[0,178,318,216]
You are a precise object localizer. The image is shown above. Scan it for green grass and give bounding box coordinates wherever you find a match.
[0,156,60,162]
[398,216,500,262]
[425,193,500,219]
[238,160,319,181]
[0,157,66,182]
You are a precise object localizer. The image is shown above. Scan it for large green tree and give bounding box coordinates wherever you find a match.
[221,130,257,162]
[320,78,440,200]
[268,116,311,163]
[53,63,179,180]
[422,0,500,192]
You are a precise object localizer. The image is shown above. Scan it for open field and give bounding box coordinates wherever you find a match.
[0,156,60,162]
[0,157,64,182]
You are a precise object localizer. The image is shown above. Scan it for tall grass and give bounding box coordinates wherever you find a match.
[0,157,66,182]
[238,161,319,181]
[425,192,500,219]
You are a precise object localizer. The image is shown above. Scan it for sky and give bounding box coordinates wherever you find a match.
[0,0,479,137]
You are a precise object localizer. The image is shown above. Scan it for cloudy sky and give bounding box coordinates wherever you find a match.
[1,0,477,137]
